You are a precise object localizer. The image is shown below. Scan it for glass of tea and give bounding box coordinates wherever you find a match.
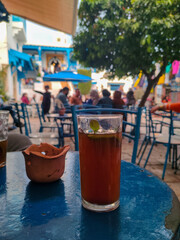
[0,111,9,168]
[78,114,122,212]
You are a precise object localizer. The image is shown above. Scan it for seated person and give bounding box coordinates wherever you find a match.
[54,98,65,115]
[112,90,125,109]
[21,93,36,105]
[57,87,70,107]
[8,133,32,152]
[126,89,136,107]
[86,90,99,105]
[112,90,126,132]
[0,95,23,127]
[69,89,82,105]
[97,89,112,107]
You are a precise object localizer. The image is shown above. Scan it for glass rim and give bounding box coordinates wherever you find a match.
[0,110,9,115]
[77,114,123,119]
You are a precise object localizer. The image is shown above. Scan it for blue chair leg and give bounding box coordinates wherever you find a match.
[144,141,155,168]
[169,146,171,162]
[172,145,175,169]
[71,106,79,151]
[138,140,149,165]
[39,126,43,132]
[137,135,147,158]
[162,144,171,180]
[175,146,178,170]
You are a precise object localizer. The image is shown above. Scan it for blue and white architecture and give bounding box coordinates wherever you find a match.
[0,15,38,99]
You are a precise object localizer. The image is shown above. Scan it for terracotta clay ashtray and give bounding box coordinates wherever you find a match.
[23,143,70,183]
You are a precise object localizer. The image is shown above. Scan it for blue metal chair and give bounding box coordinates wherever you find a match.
[35,104,57,132]
[138,109,179,179]
[14,103,30,136]
[137,107,170,159]
[55,117,74,147]
[18,103,59,146]
[71,106,142,164]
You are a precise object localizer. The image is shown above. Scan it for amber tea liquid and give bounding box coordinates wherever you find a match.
[0,139,8,168]
[79,131,122,207]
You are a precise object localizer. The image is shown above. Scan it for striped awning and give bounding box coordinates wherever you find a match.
[9,49,34,71]
[1,0,78,35]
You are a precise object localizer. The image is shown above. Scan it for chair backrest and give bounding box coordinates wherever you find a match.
[149,110,174,140]
[71,105,142,164]
[14,103,23,134]
[35,103,46,127]
[14,103,31,136]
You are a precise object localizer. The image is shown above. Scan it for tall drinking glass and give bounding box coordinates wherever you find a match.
[0,111,9,168]
[78,114,122,212]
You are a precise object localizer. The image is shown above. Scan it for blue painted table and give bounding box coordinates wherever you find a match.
[0,152,179,240]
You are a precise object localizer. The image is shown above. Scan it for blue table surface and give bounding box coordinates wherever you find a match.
[0,152,179,240]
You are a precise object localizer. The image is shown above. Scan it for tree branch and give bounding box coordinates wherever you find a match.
[153,60,167,83]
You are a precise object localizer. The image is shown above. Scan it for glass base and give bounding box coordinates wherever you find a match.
[82,199,120,212]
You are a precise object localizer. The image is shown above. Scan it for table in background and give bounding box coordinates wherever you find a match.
[0,152,180,240]
[46,113,72,121]
[46,113,73,146]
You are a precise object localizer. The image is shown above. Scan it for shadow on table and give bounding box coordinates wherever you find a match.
[0,166,6,195]
[20,180,68,226]
[79,207,121,240]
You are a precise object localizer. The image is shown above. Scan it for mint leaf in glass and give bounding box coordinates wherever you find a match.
[90,119,100,133]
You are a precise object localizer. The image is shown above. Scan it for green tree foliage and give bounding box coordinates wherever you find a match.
[77,69,92,95]
[77,69,91,78]
[73,0,180,106]
[78,81,92,95]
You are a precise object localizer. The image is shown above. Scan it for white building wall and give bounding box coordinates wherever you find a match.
[0,22,8,65]
[41,53,46,69]
[26,21,72,47]
[0,16,27,99]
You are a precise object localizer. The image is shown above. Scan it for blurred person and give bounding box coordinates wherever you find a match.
[86,90,99,105]
[70,89,82,105]
[112,90,125,109]
[53,98,65,116]
[97,89,112,107]
[126,89,136,107]
[57,87,70,107]
[145,95,155,108]
[118,85,126,98]
[54,63,61,73]
[162,95,171,103]
[21,93,36,105]
[7,133,32,152]
[34,85,52,115]
[113,91,126,132]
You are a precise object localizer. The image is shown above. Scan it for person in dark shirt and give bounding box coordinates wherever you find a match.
[97,89,112,107]
[34,85,52,115]
[126,89,136,107]
[112,90,126,132]
[57,87,70,107]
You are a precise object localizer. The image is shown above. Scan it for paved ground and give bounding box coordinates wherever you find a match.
[9,113,180,200]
